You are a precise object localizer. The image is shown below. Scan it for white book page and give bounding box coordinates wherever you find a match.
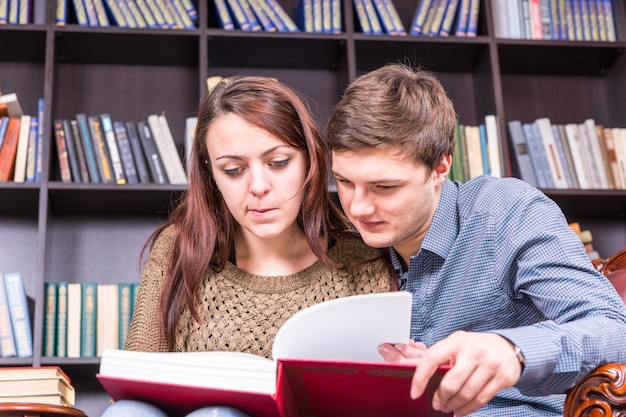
[272,291,412,362]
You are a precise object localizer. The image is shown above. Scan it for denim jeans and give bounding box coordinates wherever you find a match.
[100,399,251,417]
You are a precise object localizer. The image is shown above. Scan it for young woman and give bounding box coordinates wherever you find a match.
[101,76,394,417]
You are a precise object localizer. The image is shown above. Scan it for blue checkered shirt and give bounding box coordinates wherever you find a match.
[390,176,626,416]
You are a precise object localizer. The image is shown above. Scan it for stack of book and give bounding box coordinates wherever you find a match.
[448,114,503,184]
[491,0,617,41]
[0,94,45,183]
[352,0,406,35]
[0,366,75,407]
[213,0,299,32]
[53,113,188,185]
[507,118,626,190]
[0,272,33,359]
[406,0,480,37]
[56,0,198,29]
[42,281,139,359]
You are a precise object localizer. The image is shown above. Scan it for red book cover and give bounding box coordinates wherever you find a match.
[96,374,281,417]
[276,359,451,417]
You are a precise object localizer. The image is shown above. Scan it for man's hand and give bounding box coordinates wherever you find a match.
[378,339,428,363]
[406,331,523,416]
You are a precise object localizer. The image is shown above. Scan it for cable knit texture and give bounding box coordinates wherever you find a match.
[125,226,394,359]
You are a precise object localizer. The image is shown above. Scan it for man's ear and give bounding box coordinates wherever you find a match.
[434,154,452,183]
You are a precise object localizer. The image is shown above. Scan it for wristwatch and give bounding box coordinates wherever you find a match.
[513,345,526,373]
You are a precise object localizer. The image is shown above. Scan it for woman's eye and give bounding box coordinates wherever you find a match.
[224,168,242,176]
[270,159,289,168]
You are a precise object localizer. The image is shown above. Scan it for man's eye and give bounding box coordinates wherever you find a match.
[376,185,395,190]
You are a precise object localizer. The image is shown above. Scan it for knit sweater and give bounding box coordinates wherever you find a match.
[124,226,394,359]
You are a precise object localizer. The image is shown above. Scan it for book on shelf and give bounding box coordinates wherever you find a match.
[213,0,235,30]
[0,272,17,358]
[594,124,616,189]
[98,292,452,417]
[534,117,568,189]
[0,117,9,153]
[96,283,120,357]
[147,113,188,184]
[439,0,460,36]
[0,117,21,182]
[0,366,76,407]
[137,120,168,184]
[24,116,39,183]
[0,93,24,118]
[69,119,91,182]
[507,120,538,187]
[66,282,81,358]
[453,0,470,36]
[125,121,151,183]
[43,282,58,357]
[353,0,373,33]
[100,113,127,185]
[113,121,140,184]
[53,119,73,183]
[563,122,592,189]
[311,0,322,32]
[583,118,610,189]
[426,0,448,36]
[184,116,197,174]
[88,114,115,183]
[75,113,101,183]
[362,0,383,33]
[484,114,502,178]
[80,282,97,358]
[12,114,31,183]
[61,119,82,183]
[238,0,263,31]
[463,124,482,180]
[611,127,626,189]
[34,98,44,182]
[55,282,68,357]
[602,127,624,190]
[551,123,578,189]
[2,272,33,358]
[118,282,135,349]
[296,0,313,32]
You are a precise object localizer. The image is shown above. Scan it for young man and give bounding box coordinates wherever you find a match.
[327,63,626,416]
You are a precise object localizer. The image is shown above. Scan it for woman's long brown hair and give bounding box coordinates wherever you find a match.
[141,76,351,350]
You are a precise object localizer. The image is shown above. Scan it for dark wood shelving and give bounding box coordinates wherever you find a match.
[1,1,626,415]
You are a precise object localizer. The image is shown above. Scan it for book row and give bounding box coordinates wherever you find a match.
[0,0,46,24]
[0,272,33,359]
[215,0,299,32]
[448,114,503,184]
[407,0,480,37]
[492,0,617,42]
[54,112,189,185]
[0,366,76,407]
[508,118,626,190]
[0,95,44,183]
[42,281,139,358]
[55,0,198,28]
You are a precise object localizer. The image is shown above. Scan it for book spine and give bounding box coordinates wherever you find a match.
[454,0,470,36]
[137,120,168,184]
[62,119,81,183]
[409,0,432,35]
[0,118,21,181]
[266,0,299,32]
[384,0,405,35]
[118,283,133,349]
[427,0,449,36]
[88,115,114,183]
[144,0,167,26]
[118,0,138,26]
[603,0,615,41]
[83,0,100,24]
[225,0,249,29]
[125,121,151,183]
[0,274,17,357]
[100,114,127,184]
[55,0,68,24]
[522,122,549,188]
[0,0,9,23]
[155,0,178,27]
[114,121,140,184]
[81,282,97,357]
[353,0,372,33]
[93,0,111,24]
[258,0,287,31]
[362,0,382,33]
[330,0,341,33]
[3,272,33,358]
[372,0,395,34]
[321,0,331,32]
[0,117,8,151]
[56,282,68,357]
[76,113,100,183]
[539,0,553,38]
[54,119,72,183]
[13,115,31,183]
[170,0,195,28]
[295,0,313,32]
[439,0,460,36]
[507,120,538,187]
[465,0,480,36]
[69,119,90,182]
[312,0,322,31]
[34,98,44,182]
[104,0,128,26]
[25,117,39,182]
[126,0,148,27]
[212,0,235,29]
[43,282,58,357]
[135,0,158,27]
[238,0,262,31]
[66,282,82,358]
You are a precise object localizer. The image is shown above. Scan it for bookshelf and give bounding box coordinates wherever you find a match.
[1,0,626,414]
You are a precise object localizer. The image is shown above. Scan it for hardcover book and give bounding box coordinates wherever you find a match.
[3,272,33,358]
[98,292,451,417]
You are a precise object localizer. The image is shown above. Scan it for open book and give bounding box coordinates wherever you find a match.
[97,292,451,417]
